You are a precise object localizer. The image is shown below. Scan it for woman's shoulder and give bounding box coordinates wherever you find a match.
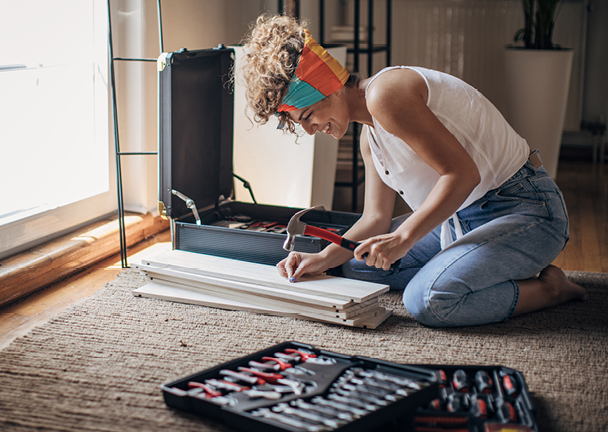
[365,67,428,109]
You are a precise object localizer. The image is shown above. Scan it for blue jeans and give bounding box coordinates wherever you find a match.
[342,154,570,327]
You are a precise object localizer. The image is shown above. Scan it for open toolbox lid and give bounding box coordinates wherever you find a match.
[158,46,235,220]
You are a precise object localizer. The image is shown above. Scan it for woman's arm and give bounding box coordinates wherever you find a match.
[354,69,481,269]
[276,126,397,281]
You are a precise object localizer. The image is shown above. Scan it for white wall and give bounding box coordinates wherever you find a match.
[112,0,608,214]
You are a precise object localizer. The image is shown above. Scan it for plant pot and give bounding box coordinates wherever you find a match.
[504,47,573,179]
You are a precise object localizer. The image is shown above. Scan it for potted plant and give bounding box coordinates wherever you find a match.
[504,0,573,179]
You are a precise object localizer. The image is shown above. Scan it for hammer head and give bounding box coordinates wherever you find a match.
[283,206,320,251]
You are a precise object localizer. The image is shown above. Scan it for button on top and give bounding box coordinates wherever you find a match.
[399,190,404,195]
[385,170,389,175]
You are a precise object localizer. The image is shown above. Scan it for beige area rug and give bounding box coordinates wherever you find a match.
[0,269,606,432]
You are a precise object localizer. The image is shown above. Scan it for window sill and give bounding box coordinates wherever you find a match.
[0,213,169,308]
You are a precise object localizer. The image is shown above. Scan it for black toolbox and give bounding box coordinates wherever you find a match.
[161,341,539,432]
[157,46,360,266]
[161,341,440,431]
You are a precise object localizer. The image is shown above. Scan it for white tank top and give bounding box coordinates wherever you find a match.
[366,66,530,248]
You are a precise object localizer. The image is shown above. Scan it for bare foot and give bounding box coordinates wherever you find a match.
[513,265,587,316]
[537,265,588,305]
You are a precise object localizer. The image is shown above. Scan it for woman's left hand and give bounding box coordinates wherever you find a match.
[354,232,410,271]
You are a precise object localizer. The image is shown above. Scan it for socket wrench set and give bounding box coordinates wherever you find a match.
[414,365,539,432]
[161,342,440,431]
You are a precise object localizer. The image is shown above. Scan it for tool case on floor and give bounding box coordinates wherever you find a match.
[414,365,539,432]
[161,341,539,432]
[161,341,440,432]
[157,47,360,266]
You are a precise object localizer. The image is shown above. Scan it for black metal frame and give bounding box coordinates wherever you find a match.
[107,0,164,268]
[318,0,392,212]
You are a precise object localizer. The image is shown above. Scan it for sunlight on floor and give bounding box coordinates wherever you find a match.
[107,241,172,269]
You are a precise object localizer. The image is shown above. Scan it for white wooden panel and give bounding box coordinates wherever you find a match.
[141,250,390,303]
[134,281,392,329]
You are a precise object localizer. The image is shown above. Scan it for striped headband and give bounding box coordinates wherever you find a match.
[277,30,350,113]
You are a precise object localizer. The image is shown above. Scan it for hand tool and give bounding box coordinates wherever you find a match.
[273,352,300,363]
[496,400,517,423]
[515,399,533,427]
[438,369,448,388]
[242,389,282,400]
[251,408,327,432]
[332,387,390,407]
[291,399,354,422]
[237,367,285,384]
[248,360,281,371]
[187,387,205,397]
[304,356,337,365]
[501,373,519,397]
[204,378,249,392]
[475,370,494,394]
[428,387,451,411]
[327,393,379,411]
[333,382,399,402]
[452,369,471,393]
[428,398,443,411]
[262,356,292,371]
[476,393,495,414]
[237,367,306,395]
[219,369,265,385]
[272,404,346,429]
[287,365,316,376]
[470,395,489,419]
[343,376,409,396]
[266,225,287,234]
[447,392,470,412]
[266,384,299,393]
[283,206,401,270]
[203,395,238,406]
[166,387,189,397]
[311,396,369,417]
[251,356,314,375]
[356,369,424,390]
[187,381,223,398]
[285,348,318,360]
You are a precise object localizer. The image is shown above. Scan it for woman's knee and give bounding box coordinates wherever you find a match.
[402,276,468,328]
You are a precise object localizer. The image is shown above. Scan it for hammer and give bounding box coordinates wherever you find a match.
[283,207,361,253]
[283,207,401,269]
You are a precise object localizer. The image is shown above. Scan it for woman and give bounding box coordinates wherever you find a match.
[241,14,587,327]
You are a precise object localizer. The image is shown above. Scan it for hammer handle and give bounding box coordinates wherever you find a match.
[304,225,357,250]
[303,225,401,270]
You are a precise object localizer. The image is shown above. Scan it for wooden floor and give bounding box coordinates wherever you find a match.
[1,156,606,350]
[551,155,608,273]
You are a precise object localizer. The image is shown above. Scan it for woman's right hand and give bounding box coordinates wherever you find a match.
[276,251,329,283]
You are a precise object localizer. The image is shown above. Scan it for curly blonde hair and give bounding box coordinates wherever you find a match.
[241,14,307,134]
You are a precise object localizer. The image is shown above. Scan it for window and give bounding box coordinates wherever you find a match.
[0,0,114,259]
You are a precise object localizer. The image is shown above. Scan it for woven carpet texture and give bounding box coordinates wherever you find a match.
[0,269,606,431]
